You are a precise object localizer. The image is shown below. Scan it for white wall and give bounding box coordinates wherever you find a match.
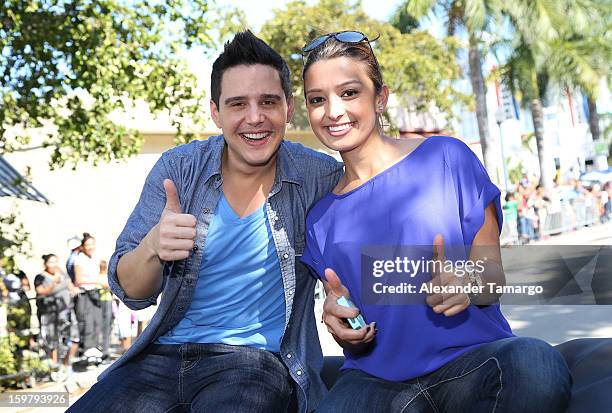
[1,147,159,279]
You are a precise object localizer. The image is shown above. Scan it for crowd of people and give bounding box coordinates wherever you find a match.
[0,232,149,383]
[501,176,611,244]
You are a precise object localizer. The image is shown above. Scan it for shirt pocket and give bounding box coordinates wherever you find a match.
[291,201,306,257]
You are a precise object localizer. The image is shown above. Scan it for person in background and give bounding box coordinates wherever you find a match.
[98,260,114,360]
[15,270,39,348]
[533,185,550,239]
[34,254,80,380]
[517,185,536,243]
[603,182,611,222]
[503,192,519,243]
[16,271,31,292]
[115,298,134,354]
[74,232,103,359]
[3,269,33,335]
[66,235,82,284]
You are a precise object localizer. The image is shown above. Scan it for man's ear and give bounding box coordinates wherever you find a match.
[210,99,222,129]
[286,96,295,124]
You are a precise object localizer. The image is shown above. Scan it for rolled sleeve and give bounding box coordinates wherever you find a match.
[108,152,175,310]
[445,138,503,245]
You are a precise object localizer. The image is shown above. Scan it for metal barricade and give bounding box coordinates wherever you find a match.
[541,202,573,236]
[573,198,600,227]
[540,198,604,237]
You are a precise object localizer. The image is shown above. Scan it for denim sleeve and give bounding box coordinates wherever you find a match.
[108,152,174,310]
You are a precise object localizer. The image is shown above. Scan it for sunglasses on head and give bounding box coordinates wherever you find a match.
[302,30,376,53]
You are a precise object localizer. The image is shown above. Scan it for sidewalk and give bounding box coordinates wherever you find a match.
[1,363,109,412]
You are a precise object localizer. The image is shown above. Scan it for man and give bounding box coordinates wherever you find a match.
[68,31,342,412]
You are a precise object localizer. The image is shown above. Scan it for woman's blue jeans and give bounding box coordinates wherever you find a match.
[67,343,293,412]
[316,337,572,413]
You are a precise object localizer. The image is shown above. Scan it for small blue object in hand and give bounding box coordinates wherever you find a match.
[336,296,367,330]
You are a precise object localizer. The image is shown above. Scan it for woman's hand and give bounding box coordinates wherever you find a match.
[426,205,504,316]
[425,234,471,316]
[322,268,376,354]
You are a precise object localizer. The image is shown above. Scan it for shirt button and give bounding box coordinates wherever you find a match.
[286,353,292,359]
[203,208,210,214]
[193,245,198,252]
[288,290,294,295]
[296,370,302,376]
[283,253,289,259]
[274,216,280,222]
[178,306,185,312]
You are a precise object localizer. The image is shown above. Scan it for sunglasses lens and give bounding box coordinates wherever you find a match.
[303,35,330,52]
[335,31,366,43]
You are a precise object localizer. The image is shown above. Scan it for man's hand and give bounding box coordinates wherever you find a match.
[150,179,197,262]
[117,179,197,299]
[425,234,471,317]
[322,268,376,352]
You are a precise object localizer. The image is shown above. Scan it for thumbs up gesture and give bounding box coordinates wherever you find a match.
[152,179,197,261]
[425,234,471,316]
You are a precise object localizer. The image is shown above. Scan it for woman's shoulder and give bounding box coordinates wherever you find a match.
[394,135,471,162]
[426,135,472,154]
[424,135,482,170]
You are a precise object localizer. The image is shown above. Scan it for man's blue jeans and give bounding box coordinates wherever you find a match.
[67,343,294,412]
[317,337,572,413]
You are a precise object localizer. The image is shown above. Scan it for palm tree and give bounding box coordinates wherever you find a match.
[499,44,553,189]
[545,4,611,143]
[497,0,610,189]
[401,0,501,179]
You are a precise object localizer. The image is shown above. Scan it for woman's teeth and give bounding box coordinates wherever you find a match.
[327,123,352,132]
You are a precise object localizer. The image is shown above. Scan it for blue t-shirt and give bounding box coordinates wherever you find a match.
[302,136,513,381]
[158,193,286,351]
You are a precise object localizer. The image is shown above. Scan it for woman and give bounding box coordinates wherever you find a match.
[98,260,114,360]
[300,31,571,412]
[74,233,103,358]
[34,254,80,378]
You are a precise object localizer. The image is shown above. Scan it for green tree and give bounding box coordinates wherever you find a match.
[259,0,468,130]
[1,0,215,169]
[0,209,30,274]
[497,0,610,189]
[543,2,611,143]
[402,0,502,178]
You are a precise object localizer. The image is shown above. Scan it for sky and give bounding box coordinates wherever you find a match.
[181,0,413,97]
[217,0,406,31]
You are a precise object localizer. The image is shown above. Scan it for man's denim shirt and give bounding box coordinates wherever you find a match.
[102,135,343,412]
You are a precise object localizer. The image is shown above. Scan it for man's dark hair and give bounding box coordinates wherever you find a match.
[210,30,292,107]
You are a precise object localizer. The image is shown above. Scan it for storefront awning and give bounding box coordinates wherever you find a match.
[0,156,50,204]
